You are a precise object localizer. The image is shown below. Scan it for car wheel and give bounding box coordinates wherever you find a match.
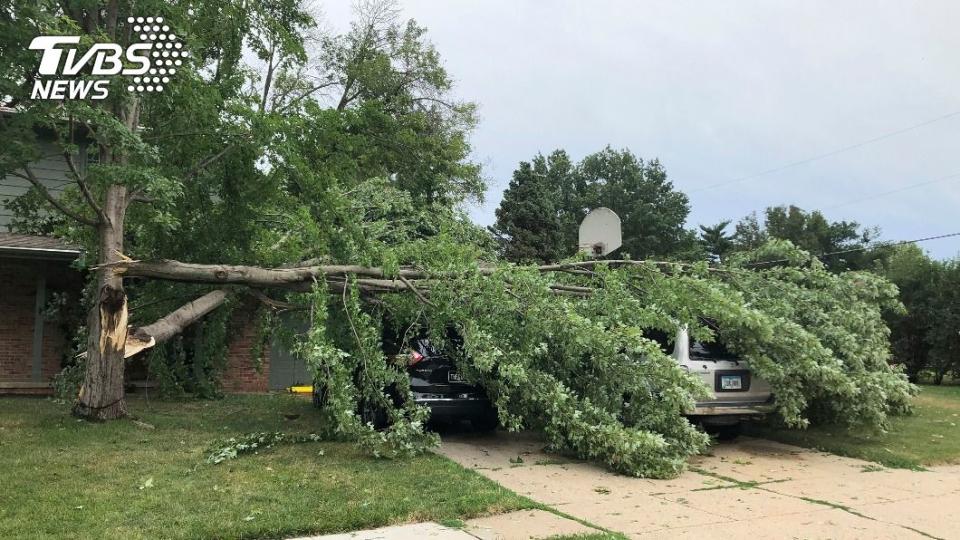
[471,409,499,432]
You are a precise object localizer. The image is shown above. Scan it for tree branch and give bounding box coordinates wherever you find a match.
[78,290,231,359]
[396,273,435,307]
[96,256,596,298]
[135,290,230,343]
[127,192,156,205]
[259,42,277,113]
[184,146,233,180]
[411,96,456,109]
[276,79,340,113]
[10,165,99,226]
[63,151,106,221]
[247,289,304,312]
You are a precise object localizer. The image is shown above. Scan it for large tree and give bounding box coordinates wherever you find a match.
[0,0,283,418]
[582,147,697,259]
[490,151,571,263]
[493,147,698,263]
[882,245,960,383]
[733,205,878,271]
[0,0,479,417]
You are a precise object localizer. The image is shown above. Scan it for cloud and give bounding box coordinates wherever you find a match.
[324,0,960,259]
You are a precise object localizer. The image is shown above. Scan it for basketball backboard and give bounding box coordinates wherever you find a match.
[578,207,622,256]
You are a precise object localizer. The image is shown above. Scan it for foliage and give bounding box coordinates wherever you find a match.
[0,1,916,479]
[925,259,960,383]
[724,240,914,426]
[490,152,571,262]
[2,1,482,396]
[749,384,960,469]
[732,206,880,271]
[51,359,85,401]
[305,1,482,204]
[492,147,699,263]
[581,148,699,260]
[698,220,734,263]
[206,431,323,464]
[881,245,960,383]
[299,208,914,476]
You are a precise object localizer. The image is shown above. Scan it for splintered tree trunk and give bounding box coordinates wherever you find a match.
[74,186,129,420]
[123,290,230,358]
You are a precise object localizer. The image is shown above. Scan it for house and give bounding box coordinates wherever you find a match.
[0,233,82,394]
[0,121,310,395]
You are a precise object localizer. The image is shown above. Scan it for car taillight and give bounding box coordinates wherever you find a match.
[408,351,424,366]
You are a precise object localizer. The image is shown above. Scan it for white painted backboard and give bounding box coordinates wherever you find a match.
[578,207,622,256]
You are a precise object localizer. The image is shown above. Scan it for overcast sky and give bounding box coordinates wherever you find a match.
[322,1,960,259]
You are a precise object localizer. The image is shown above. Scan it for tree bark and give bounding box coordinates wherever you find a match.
[105,259,430,284]
[100,258,595,297]
[124,290,230,357]
[74,186,129,420]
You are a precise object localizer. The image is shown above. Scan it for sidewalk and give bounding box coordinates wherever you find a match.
[438,432,960,539]
[291,509,599,540]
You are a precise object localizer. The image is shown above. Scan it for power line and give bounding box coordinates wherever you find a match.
[825,171,960,210]
[745,231,960,267]
[690,109,960,194]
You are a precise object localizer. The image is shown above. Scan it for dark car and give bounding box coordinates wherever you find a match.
[313,333,498,431]
[403,336,498,430]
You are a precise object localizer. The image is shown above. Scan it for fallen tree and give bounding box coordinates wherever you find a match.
[92,242,914,478]
[2,3,914,478]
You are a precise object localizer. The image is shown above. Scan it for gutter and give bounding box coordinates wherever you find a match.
[0,246,82,261]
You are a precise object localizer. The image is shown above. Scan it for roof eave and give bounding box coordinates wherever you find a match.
[0,245,82,261]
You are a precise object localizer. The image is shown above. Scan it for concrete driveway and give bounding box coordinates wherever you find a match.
[438,432,960,539]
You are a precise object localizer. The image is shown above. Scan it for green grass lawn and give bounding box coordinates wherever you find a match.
[0,394,532,539]
[747,384,960,469]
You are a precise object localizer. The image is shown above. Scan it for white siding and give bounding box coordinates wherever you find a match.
[0,141,73,229]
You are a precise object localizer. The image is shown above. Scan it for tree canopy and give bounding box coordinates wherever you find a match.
[1,0,483,401]
[732,206,879,271]
[492,147,699,263]
[881,245,960,383]
[698,220,734,263]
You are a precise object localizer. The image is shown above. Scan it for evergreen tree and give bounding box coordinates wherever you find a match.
[490,152,570,262]
[699,220,734,262]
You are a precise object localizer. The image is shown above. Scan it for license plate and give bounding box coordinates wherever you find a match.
[447,371,465,383]
[720,375,743,390]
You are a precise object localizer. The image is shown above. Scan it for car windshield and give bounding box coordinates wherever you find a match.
[413,337,444,358]
[689,340,739,362]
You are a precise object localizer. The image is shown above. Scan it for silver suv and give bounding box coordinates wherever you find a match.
[673,327,774,439]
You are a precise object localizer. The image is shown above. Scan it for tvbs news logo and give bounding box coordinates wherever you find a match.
[29,16,186,100]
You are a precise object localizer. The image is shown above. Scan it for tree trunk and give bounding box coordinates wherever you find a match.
[74,186,129,420]
[124,290,230,357]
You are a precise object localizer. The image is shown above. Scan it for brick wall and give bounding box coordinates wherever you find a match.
[220,310,271,393]
[0,259,73,390]
[2,259,273,394]
[0,262,36,380]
